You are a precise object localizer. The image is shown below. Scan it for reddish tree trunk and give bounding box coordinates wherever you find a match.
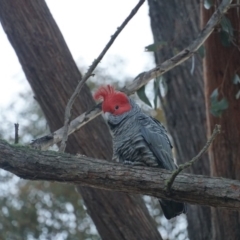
[148,1,212,239]
[201,2,240,240]
[0,0,162,239]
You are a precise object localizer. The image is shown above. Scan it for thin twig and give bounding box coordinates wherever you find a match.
[31,0,231,151]
[229,4,240,8]
[165,125,221,192]
[14,123,19,144]
[59,0,145,152]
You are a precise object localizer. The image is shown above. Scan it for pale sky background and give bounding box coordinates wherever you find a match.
[0,0,155,111]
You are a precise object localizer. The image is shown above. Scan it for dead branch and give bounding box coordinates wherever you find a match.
[14,123,19,144]
[165,125,221,192]
[59,0,145,152]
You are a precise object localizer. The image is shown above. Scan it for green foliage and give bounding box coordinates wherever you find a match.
[210,88,229,117]
[136,76,168,109]
[0,176,99,240]
[145,42,167,52]
[232,74,240,99]
[219,16,233,47]
[137,85,152,107]
[153,77,161,109]
[233,74,240,85]
[204,0,213,9]
[197,45,205,58]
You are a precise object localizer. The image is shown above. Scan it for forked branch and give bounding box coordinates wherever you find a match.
[59,0,145,152]
[165,125,221,192]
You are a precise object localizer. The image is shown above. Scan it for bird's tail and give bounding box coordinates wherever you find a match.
[159,199,187,220]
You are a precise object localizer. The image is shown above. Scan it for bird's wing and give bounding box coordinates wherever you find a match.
[138,115,176,170]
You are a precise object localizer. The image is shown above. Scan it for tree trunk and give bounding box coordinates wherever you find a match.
[0,0,162,239]
[148,1,212,239]
[201,2,240,239]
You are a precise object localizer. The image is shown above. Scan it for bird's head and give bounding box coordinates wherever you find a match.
[94,85,132,125]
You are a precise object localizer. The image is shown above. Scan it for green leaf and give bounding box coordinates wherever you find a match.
[220,16,233,35]
[211,88,219,100]
[233,74,240,85]
[236,90,240,99]
[153,77,161,109]
[137,85,152,107]
[160,76,168,96]
[219,31,231,47]
[210,88,228,117]
[220,16,233,47]
[204,0,213,9]
[190,55,195,75]
[145,41,167,52]
[197,45,205,58]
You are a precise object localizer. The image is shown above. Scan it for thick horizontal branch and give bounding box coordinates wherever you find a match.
[30,0,232,151]
[1,139,240,209]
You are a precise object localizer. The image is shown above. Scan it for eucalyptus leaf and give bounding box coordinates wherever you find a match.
[137,85,152,107]
[153,77,161,109]
[220,16,233,35]
[160,76,168,96]
[197,45,205,58]
[233,74,240,85]
[204,0,213,9]
[219,16,233,47]
[210,88,219,101]
[145,41,167,52]
[190,55,195,75]
[210,88,228,117]
[219,31,231,47]
[236,90,240,99]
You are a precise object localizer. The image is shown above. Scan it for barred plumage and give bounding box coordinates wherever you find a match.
[94,85,187,219]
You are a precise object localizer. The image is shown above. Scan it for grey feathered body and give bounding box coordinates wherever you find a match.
[107,98,186,219]
[108,99,176,170]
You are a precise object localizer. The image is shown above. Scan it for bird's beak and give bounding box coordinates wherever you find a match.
[103,112,110,121]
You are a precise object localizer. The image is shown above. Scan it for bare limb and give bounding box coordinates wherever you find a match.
[229,4,240,8]
[14,123,19,144]
[1,139,240,209]
[31,0,232,151]
[121,0,232,95]
[165,125,221,192]
[59,0,145,152]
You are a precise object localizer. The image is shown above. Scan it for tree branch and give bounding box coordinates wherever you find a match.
[59,0,145,152]
[31,0,232,150]
[229,4,240,8]
[14,123,19,144]
[165,125,221,192]
[2,139,240,209]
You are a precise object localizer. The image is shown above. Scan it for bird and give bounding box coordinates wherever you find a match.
[94,85,187,220]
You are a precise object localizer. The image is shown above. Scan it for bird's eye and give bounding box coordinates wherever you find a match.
[115,105,119,110]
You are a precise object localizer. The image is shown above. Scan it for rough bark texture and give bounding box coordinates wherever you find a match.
[148,1,212,239]
[202,2,240,240]
[0,0,162,239]
[1,140,240,209]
